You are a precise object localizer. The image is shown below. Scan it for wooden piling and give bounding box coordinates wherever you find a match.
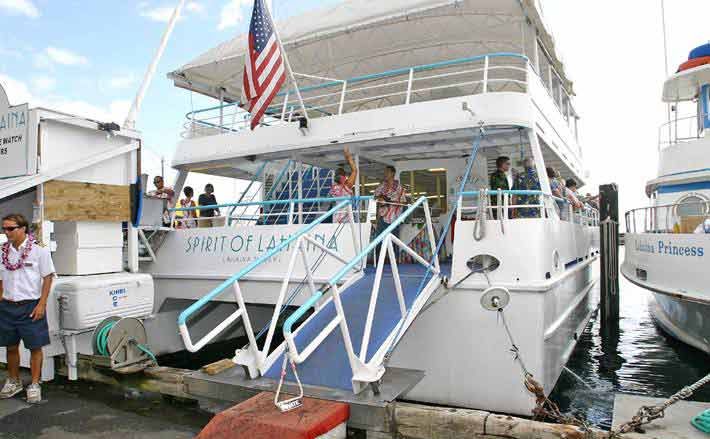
[599,183,620,332]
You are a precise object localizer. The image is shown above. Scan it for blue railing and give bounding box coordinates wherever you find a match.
[283,196,431,336]
[183,52,530,134]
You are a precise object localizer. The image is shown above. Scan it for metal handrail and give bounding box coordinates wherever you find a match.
[177,196,371,354]
[658,112,708,150]
[458,189,599,226]
[282,196,439,385]
[625,200,710,233]
[182,52,536,135]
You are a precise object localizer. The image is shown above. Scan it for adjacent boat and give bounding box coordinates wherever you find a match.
[622,44,710,353]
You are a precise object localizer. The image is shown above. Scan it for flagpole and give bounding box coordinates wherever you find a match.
[263,1,309,123]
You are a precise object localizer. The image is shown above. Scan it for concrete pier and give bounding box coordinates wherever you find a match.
[613,394,710,439]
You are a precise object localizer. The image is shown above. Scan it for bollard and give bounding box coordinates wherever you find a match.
[599,184,619,332]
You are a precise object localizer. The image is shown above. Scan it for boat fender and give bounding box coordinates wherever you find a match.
[130,176,144,227]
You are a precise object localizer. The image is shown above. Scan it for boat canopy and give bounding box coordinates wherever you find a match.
[169,0,573,103]
[663,64,710,102]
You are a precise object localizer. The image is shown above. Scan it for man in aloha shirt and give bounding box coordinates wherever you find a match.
[513,158,541,218]
[489,156,511,219]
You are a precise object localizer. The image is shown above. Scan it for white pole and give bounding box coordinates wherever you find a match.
[264,1,309,123]
[661,0,672,139]
[124,0,187,129]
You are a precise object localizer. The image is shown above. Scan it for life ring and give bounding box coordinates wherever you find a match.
[678,56,710,73]
[689,43,710,60]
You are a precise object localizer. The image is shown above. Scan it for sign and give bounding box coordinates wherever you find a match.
[0,83,29,179]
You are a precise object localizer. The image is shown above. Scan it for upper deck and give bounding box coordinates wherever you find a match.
[167,0,586,183]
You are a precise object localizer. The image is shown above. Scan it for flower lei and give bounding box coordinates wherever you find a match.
[2,235,34,271]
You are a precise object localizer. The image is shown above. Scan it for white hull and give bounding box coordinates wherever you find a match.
[390,262,597,415]
[622,233,710,353]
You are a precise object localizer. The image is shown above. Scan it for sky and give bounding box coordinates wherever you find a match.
[0,0,708,218]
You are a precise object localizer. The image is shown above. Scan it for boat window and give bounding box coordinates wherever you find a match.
[400,169,448,217]
[675,195,708,217]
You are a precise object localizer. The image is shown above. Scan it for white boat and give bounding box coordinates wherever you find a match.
[622,46,710,354]
[0,0,599,417]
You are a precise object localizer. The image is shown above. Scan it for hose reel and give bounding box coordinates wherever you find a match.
[91,316,156,373]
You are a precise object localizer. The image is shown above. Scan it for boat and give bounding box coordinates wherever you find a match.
[622,43,710,353]
[0,0,599,417]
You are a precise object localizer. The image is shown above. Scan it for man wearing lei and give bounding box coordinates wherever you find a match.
[0,213,55,404]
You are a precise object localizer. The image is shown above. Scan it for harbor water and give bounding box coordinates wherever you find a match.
[551,259,710,429]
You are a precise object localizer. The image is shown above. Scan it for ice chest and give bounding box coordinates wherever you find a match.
[53,221,123,275]
[56,273,154,330]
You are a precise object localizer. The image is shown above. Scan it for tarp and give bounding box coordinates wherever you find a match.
[169,0,572,102]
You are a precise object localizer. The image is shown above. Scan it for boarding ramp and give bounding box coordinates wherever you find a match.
[177,195,445,396]
[263,196,444,394]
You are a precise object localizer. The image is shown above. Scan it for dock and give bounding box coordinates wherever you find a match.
[613,394,710,439]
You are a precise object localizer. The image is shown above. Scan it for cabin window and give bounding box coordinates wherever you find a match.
[675,194,708,217]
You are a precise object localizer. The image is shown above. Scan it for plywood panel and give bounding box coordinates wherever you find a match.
[44,180,130,222]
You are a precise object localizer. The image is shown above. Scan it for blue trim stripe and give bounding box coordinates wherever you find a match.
[657,181,710,194]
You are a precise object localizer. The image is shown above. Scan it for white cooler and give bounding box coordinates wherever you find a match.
[56,273,154,331]
[53,221,123,275]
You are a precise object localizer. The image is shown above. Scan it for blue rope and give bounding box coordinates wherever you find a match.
[385,127,485,358]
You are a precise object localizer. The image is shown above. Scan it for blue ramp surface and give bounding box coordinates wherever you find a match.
[263,263,450,391]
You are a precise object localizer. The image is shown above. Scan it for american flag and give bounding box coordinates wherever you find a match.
[242,0,286,130]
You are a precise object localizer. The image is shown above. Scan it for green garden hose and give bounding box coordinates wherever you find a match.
[95,321,158,365]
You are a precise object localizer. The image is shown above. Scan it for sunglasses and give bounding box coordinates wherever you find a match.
[2,226,21,232]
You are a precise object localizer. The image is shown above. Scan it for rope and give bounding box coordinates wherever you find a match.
[612,371,710,437]
[473,189,488,241]
[95,321,158,366]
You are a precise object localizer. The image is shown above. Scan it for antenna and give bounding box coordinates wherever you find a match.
[661,0,671,130]
[124,0,187,130]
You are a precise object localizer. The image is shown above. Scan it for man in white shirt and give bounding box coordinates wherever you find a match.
[0,213,55,404]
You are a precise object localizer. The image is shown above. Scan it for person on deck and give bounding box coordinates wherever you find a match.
[374,165,407,261]
[329,147,358,223]
[175,186,198,229]
[489,156,511,219]
[0,214,55,404]
[198,184,220,228]
[149,176,175,226]
[512,158,541,218]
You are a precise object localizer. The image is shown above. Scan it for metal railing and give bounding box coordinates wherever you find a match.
[176,196,371,360]
[183,52,532,136]
[659,113,708,150]
[281,196,440,391]
[169,195,369,227]
[458,190,599,226]
[626,200,710,234]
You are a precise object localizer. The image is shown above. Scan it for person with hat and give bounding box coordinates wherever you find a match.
[0,213,55,404]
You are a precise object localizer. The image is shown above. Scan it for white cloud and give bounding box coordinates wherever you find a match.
[0,73,130,123]
[31,75,56,92]
[218,0,271,31]
[105,73,138,90]
[0,0,39,18]
[139,1,205,23]
[42,47,89,67]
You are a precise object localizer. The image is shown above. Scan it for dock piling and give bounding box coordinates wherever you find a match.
[599,183,620,332]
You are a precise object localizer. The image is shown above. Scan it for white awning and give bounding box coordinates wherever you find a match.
[169,0,573,102]
[663,64,710,102]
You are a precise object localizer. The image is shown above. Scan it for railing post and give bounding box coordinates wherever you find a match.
[281,92,290,121]
[338,81,347,114]
[219,88,224,132]
[405,68,414,104]
[483,56,489,93]
[288,201,294,225]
